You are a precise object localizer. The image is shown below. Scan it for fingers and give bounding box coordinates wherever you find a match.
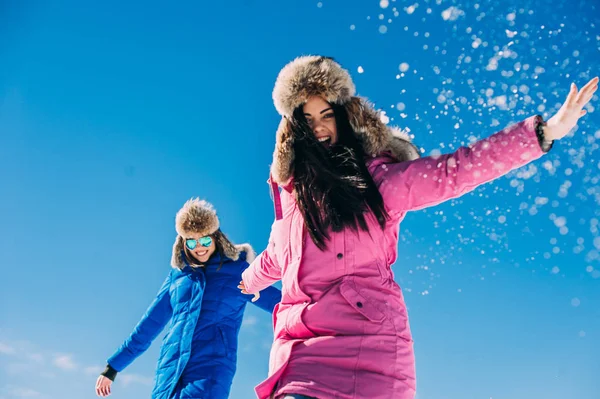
[575,77,598,106]
[237,282,250,295]
[95,377,111,397]
[101,382,111,397]
[580,77,599,94]
[238,281,250,294]
[565,82,578,106]
[252,293,260,302]
[95,376,103,397]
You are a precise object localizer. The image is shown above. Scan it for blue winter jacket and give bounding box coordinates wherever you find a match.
[107,250,281,399]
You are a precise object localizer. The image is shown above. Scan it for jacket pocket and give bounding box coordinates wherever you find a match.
[340,278,385,323]
[217,326,230,358]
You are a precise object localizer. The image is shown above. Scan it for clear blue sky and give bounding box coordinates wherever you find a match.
[1,1,599,398]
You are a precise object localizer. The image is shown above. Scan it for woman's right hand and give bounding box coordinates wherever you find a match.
[95,375,113,397]
[238,280,260,302]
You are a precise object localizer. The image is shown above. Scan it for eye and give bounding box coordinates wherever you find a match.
[323,113,335,119]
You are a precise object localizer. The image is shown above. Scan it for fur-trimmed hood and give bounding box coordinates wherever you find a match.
[170,198,255,269]
[270,55,420,185]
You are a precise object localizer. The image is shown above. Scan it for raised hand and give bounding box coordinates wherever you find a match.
[544,77,598,141]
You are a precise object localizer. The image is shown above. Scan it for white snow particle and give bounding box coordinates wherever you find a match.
[441,6,464,21]
[554,216,567,228]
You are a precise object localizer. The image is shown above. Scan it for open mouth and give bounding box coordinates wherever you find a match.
[317,136,332,146]
[195,250,209,257]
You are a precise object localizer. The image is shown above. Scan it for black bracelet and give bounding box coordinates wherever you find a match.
[100,364,118,382]
[535,115,553,153]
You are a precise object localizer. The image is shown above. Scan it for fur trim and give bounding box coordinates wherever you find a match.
[273,56,355,118]
[270,117,295,185]
[270,56,421,184]
[175,198,219,238]
[235,243,256,264]
[170,235,187,269]
[387,126,421,161]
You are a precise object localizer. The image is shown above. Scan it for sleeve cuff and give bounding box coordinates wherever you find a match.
[535,115,554,153]
[100,364,118,382]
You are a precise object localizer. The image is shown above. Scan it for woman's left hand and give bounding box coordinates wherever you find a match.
[543,77,598,141]
[238,280,260,302]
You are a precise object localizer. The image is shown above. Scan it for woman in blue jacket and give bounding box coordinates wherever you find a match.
[95,198,281,399]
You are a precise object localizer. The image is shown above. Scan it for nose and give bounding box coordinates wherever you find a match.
[312,120,326,134]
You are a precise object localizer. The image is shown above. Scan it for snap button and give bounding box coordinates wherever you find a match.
[337,253,343,259]
[356,302,363,308]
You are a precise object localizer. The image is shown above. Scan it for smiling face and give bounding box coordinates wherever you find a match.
[303,96,338,148]
[185,233,216,264]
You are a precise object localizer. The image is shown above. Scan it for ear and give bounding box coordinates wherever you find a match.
[270,117,295,185]
[344,97,388,155]
[170,235,186,269]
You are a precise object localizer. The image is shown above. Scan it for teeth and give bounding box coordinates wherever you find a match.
[318,137,330,142]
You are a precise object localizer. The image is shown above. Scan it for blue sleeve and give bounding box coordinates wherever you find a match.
[249,285,281,313]
[107,271,173,371]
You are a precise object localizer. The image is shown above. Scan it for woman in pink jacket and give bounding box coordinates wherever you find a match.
[239,56,598,399]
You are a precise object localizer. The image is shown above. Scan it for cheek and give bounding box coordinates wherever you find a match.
[329,120,338,136]
[209,244,217,256]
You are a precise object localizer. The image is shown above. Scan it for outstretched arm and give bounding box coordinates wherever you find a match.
[240,223,282,294]
[105,271,173,372]
[374,78,598,214]
[249,285,282,313]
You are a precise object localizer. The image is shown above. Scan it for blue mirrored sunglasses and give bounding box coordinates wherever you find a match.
[185,236,213,250]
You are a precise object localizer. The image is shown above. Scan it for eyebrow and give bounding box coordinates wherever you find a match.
[304,107,333,116]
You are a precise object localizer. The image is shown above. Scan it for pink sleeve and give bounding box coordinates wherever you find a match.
[373,115,547,213]
[241,237,281,294]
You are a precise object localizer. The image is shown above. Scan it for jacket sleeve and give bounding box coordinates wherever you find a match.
[249,285,282,313]
[373,115,548,213]
[107,271,173,371]
[241,232,282,294]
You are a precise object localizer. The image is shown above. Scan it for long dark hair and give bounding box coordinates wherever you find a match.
[183,229,226,270]
[290,103,389,250]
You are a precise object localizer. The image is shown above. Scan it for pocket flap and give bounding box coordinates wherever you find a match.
[340,279,385,323]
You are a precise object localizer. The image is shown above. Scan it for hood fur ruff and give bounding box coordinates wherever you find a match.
[271,55,421,185]
[170,198,255,269]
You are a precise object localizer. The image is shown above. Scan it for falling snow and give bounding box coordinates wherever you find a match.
[350,0,599,303]
[441,6,465,21]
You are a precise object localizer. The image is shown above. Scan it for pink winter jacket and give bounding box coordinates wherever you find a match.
[242,116,547,399]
